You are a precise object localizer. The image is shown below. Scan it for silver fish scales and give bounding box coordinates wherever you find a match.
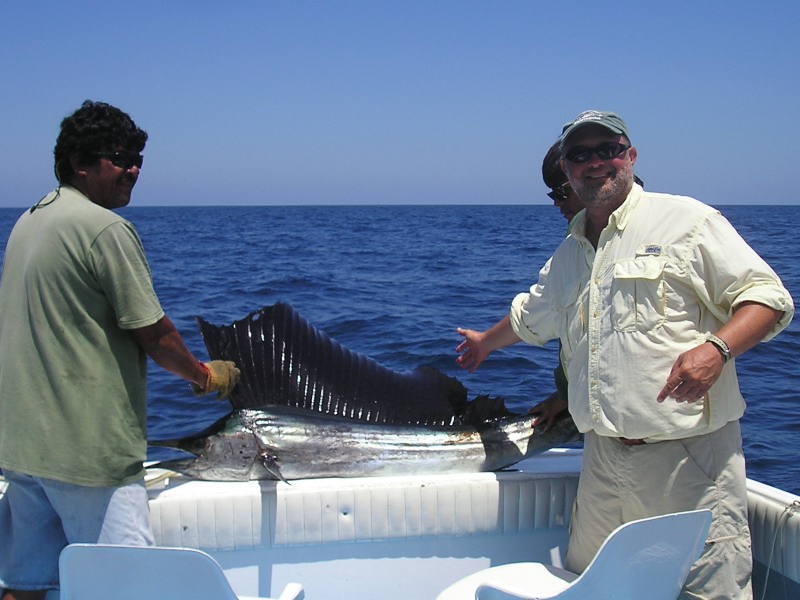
[152,303,580,481]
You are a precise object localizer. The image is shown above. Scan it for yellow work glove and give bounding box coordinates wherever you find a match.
[192,360,241,401]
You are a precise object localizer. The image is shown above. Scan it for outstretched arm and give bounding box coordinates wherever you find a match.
[455,314,522,373]
[131,315,240,400]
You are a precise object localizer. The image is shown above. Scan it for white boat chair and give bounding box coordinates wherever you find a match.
[436,509,712,600]
[58,543,304,600]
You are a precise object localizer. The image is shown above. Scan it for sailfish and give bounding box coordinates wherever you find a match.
[152,303,580,481]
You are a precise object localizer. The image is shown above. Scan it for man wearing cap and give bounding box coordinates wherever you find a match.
[528,142,645,430]
[456,110,793,598]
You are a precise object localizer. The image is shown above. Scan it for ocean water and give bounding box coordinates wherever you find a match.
[1,203,798,494]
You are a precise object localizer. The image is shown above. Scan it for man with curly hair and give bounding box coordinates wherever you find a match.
[0,101,240,600]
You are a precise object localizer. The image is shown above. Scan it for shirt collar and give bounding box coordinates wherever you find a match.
[567,182,643,241]
[608,183,643,232]
[567,209,586,236]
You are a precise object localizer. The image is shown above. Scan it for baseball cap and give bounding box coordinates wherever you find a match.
[560,110,630,145]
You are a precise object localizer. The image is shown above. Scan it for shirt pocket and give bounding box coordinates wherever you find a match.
[611,258,667,333]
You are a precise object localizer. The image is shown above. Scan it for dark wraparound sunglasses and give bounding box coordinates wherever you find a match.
[547,182,571,202]
[93,151,144,170]
[562,142,629,164]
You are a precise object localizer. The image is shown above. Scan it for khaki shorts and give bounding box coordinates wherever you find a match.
[565,420,752,600]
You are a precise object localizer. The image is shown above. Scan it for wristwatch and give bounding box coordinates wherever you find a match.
[706,334,731,363]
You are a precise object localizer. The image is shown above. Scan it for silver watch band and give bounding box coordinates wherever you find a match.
[707,334,731,363]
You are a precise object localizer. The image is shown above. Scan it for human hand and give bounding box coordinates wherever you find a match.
[455,328,491,373]
[192,360,241,401]
[656,343,724,403]
[528,391,569,431]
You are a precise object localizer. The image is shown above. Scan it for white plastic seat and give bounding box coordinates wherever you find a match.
[436,509,712,600]
[58,543,304,600]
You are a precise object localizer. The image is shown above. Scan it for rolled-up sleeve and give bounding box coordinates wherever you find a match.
[690,212,794,340]
[510,257,559,346]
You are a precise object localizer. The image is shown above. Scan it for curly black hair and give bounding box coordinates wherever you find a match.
[54,100,148,183]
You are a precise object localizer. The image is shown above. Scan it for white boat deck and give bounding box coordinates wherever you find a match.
[144,448,800,599]
[6,448,798,599]
[147,450,582,599]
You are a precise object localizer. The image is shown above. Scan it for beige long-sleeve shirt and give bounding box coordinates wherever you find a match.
[510,185,793,440]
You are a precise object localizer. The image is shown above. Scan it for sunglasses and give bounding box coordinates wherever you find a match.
[93,151,144,170]
[547,182,571,202]
[562,142,630,164]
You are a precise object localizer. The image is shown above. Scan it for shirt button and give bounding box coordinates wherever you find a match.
[590,380,597,386]
[593,415,600,422]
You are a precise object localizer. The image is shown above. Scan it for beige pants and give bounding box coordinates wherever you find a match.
[565,421,752,600]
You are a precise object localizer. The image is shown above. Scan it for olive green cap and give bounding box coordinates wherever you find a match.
[560,110,630,145]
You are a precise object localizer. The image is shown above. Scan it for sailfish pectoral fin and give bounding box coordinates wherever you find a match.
[259,452,290,485]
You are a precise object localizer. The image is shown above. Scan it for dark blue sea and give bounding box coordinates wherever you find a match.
[1,204,798,494]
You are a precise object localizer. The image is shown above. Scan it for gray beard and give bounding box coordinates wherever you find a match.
[578,161,634,208]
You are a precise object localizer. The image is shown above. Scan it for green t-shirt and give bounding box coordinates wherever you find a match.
[0,186,164,486]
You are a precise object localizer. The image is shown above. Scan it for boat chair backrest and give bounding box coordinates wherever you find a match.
[476,509,713,600]
[58,543,304,600]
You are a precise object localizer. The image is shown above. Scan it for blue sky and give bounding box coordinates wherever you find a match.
[1,0,798,207]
